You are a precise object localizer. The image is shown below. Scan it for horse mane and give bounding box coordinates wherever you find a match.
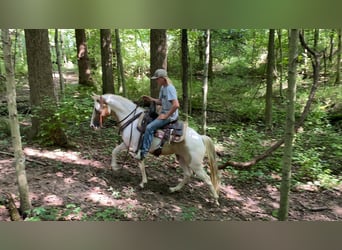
[103,94,143,114]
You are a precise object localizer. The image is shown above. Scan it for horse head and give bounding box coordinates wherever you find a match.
[90,93,111,130]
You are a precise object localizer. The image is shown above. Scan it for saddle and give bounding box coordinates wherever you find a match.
[137,107,187,157]
[154,120,187,143]
[137,112,187,143]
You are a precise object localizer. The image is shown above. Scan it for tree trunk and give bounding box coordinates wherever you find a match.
[150,29,167,98]
[278,29,299,221]
[100,29,115,94]
[115,29,126,96]
[202,29,210,135]
[181,29,189,117]
[336,28,341,85]
[329,29,334,62]
[75,29,93,86]
[265,29,275,131]
[208,36,213,82]
[54,29,64,97]
[277,29,284,98]
[2,29,31,215]
[24,29,68,146]
[197,34,204,70]
[314,29,319,51]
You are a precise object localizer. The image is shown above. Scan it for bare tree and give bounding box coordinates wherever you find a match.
[278,29,299,221]
[202,29,210,135]
[2,29,31,216]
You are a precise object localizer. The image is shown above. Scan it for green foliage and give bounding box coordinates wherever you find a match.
[33,84,95,144]
[26,203,84,221]
[181,206,197,221]
[87,207,126,221]
[26,206,60,221]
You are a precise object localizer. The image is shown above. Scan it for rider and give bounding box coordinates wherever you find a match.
[135,68,180,160]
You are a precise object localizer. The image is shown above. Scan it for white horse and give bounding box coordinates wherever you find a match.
[90,94,220,204]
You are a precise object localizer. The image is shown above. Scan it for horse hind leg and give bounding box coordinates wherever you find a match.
[169,155,192,193]
[191,163,219,205]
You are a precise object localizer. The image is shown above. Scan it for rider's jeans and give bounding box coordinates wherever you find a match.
[140,117,171,156]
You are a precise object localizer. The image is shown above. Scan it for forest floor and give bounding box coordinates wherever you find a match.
[1,120,341,221]
[0,74,341,221]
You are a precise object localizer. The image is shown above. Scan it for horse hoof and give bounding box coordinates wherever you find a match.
[139,183,145,188]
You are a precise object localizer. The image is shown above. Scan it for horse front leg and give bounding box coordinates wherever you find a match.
[138,161,148,188]
[111,142,127,171]
[169,155,192,193]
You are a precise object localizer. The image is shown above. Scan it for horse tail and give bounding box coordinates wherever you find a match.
[201,135,220,193]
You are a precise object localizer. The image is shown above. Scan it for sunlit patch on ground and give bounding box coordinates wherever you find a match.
[23,147,105,168]
[43,194,64,206]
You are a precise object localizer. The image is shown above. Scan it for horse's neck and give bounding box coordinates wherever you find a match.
[105,95,142,121]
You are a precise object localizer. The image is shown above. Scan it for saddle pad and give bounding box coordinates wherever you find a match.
[155,122,187,143]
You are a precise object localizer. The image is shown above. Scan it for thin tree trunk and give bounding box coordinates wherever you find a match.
[277,29,284,98]
[115,29,126,96]
[329,29,334,63]
[55,29,64,97]
[208,35,213,82]
[100,29,114,94]
[202,29,210,135]
[314,29,319,51]
[278,29,299,221]
[181,29,189,117]
[265,29,275,131]
[336,28,341,85]
[2,29,31,215]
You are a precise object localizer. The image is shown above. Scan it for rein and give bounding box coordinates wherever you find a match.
[116,106,142,164]
[117,105,139,128]
[118,111,143,134]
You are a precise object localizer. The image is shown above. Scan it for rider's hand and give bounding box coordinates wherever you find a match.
[158,113,168,120]
[142,95,151,102]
